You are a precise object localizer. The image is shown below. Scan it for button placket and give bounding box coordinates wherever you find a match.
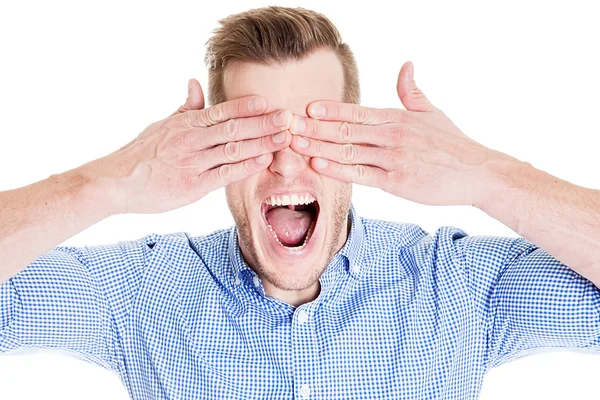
[292,306,318,399]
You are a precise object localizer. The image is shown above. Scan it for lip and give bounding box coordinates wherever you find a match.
[258,188,322,260]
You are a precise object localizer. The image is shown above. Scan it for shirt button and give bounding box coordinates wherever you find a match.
[253,276,260,287]
[234,277,241,286]
[297,309,309,324]
[299,383,310,399]
[352,264,361,274]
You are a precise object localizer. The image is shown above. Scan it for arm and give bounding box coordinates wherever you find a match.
[288,61,600,365]
[0,166,112,283]
[442,229,600,369]
[289,61,599,285]
[476,155,600,286]
[0,80,292,284]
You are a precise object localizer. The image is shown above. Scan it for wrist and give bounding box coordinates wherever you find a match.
[471,150,532,213]
[71,158,124,218]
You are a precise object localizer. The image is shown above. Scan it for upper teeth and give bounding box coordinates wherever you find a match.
[265,193,316,206]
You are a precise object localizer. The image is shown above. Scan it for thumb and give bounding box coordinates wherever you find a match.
[397,61,437,113]
[171,78,205,116]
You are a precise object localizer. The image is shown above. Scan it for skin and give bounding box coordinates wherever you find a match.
[288,61,600,288]
[223,50,352,306]
[0,75,292,283]
[1,49,598,309]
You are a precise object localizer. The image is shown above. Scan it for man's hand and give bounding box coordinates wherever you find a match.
[83,78,292,214]
[289,62,504,207]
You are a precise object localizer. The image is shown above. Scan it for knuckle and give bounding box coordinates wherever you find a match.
[338,122,352,142]
[242,159,253,175]
[382,110,397,123]
[395,109,410,123]
[353,164,366,180]
[223,141,240,161]
[176,113,192,128]
[410,87,425,98]
[260,135,271,151]
[223,118,238,139]
[329,104,340,119]
[311,120,320,137]
[387,170,405,189]
[236,99,247,115]
[260,114,272,132]
[208,105,224,124]
[194,110,211,126]
[217,164,232,181]
[314,138,323,155]
[342,143,356,161]
[353,106,369,124]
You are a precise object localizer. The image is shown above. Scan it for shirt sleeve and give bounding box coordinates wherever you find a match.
[449,231,600,369]
[0,240,148,373]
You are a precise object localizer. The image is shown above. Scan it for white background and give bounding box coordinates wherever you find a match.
[1,0,599,398]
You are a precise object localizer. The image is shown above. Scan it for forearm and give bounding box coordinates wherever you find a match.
[0,163,115,283]
[476,152,600,285]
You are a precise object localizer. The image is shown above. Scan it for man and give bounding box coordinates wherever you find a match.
[1,5,599,400]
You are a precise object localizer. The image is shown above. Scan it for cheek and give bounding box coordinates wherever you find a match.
[323,180,352,207]
[225,174,262,211]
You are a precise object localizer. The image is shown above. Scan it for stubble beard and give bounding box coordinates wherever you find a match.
[227,184,352,291]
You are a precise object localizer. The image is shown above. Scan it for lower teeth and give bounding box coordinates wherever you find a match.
[267,220,316,249]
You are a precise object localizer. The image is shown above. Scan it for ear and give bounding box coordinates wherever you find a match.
[171,78,205,116]
[396,61,437,113]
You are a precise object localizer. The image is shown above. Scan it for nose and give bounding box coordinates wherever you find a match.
[268,138,310,179]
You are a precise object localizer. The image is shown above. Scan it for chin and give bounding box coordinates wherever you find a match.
[228,183,351,291]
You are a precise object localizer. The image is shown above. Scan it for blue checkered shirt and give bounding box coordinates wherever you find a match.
[1,204,600,399]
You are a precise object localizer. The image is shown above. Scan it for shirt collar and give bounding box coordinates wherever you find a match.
[337,203,366,279]
[228,202,366,284]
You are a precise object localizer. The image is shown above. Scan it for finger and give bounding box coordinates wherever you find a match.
[184,131,291,171]
[290,136,395,170]
[306,101,408,125]
[194,110,292,149]
[170,78,205,117]
[310,157,390,189]
[175,95,268,127]
[197,153,274,193]
[397,61,439,113]
[290,115,406,147]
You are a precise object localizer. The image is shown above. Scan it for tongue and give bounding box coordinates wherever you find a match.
[265,207,314,246]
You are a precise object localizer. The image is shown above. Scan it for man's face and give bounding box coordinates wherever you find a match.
[224,49,352,296]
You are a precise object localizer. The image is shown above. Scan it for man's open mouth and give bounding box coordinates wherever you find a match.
[260,193,320,249]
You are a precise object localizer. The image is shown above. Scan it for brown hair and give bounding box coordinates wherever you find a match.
[204,6,360,106]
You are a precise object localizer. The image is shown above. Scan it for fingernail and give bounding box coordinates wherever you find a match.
[314,158,329,169]
[257,154,269,164]
[409,63,414,80]
[273,111,290,126]
[309,104,326,118]
[292,117,306,134]
[273,132,286,143]
[295,136,309,148]
[188,80,192,95]
[250,97,266,111]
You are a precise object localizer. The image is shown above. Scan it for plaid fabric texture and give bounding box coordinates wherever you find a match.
[2,204,599,399]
